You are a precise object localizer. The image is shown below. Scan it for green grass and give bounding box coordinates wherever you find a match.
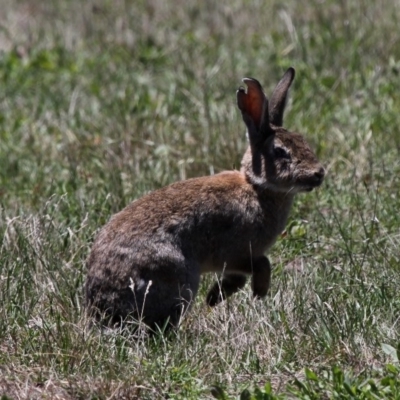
[1,0,400,398]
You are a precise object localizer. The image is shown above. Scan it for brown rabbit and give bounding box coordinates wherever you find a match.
[85,68,325,330]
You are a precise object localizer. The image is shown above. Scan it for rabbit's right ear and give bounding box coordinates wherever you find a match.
[269,67,295,127]
[237,78,272,146]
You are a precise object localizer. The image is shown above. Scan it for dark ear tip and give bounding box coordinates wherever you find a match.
[241,78,263,94]
[286,67,296,78]
[242,77,261,86]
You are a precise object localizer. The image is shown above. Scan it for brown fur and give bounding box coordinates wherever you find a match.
[85,68,325,330]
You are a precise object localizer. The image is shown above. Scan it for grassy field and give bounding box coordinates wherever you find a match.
[1,0,400,398]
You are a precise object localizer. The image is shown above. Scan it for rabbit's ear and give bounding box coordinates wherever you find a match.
[237,78,272,145]
[269,67,295,127]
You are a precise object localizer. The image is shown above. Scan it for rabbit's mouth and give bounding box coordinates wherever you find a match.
[298,185,319,193]
[299,168,325,191]
[301,178,324,192]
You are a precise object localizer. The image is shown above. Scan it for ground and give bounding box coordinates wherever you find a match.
[0,1,399,398]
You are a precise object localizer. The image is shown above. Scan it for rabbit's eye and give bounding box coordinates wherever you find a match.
[274,146,290,159]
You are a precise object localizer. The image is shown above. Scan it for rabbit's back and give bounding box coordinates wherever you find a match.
[87,171,290,277]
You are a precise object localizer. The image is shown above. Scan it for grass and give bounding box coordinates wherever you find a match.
[1,0,400,398]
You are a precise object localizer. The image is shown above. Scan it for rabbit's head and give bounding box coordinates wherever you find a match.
[238,68,325,194]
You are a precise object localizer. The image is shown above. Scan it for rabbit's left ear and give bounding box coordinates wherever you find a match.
[237,78,272,146]
[269,67,295,127]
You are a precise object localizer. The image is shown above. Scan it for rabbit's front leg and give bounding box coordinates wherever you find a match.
[251,256,271,298]
[206,274,247,307]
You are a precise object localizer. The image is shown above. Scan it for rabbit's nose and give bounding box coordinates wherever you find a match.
[313,167,325,181]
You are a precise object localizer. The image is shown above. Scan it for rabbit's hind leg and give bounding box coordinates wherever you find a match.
[206,274,247,307]
[140,266,201,330]
[84,275,138,327]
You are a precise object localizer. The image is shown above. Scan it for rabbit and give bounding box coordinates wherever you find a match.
[85,67,325,331]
